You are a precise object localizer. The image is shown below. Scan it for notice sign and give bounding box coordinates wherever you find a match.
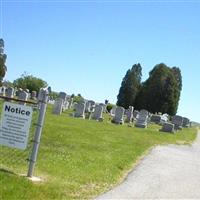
[0,102,33,150]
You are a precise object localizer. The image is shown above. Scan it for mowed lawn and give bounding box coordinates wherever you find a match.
[0,103,198,200]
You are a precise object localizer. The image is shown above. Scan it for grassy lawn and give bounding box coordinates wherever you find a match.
[0,102,198,200]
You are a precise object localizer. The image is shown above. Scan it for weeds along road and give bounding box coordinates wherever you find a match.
[96,130,200,199]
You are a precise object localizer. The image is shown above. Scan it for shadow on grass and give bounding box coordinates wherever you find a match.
[0,167,17,175]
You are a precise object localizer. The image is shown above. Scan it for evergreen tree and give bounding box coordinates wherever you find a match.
[136,63,181,115]
[117,63,142,108]
[0,39,7,85]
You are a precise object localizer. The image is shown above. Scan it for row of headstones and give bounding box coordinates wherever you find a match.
[160,115,190,133]
[0,86,38,103]
[108,105,191,134]
[73,101,105,121]
[52,92,74,115]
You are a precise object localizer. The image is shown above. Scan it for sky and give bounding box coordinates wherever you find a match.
[0,0,200,122]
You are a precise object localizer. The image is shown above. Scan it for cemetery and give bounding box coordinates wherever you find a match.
[0,87,198,200]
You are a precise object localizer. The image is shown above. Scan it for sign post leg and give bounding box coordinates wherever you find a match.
[27,89,48,178]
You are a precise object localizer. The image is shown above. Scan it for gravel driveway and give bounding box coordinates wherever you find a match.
[96,131,200,199]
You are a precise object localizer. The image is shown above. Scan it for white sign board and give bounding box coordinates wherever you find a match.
[0,102,33,150]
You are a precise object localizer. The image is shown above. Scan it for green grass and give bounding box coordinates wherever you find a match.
[0,103,198,200]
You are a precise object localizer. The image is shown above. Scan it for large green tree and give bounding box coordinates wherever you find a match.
[0,39,7,85]
[13,73,48,93]
[136,63,182,115]
[117,63,142,108]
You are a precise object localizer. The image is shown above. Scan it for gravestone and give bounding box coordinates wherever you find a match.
[74,102,85,119]
[151,114,162,124]
[85,101,91,113]
[126,106,134,123]
[0,86,6,96]
[66,95,73,109]
[160,122,175,133]
[18,91,28,105]
[110,106,116,116]
[99,103,107,113]
[52,98,63,115]
[5,87,14,98]
[182,117,190,127]
[59,92,67,101]
[135,109,148,128]
[31,91,37,100]
[172,115,183,130]
[112,107,125,124]
[133,110,139,119]
[92,105,103,121]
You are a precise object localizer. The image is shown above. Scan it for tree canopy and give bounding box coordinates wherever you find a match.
[117,63,182,115]
[117,63,142,109]
[0,39,7,86]
[13,73,48,93]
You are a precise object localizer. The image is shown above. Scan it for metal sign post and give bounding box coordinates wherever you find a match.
[27,89,48,177]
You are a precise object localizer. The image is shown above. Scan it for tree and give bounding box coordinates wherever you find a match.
[117,63,142,108]
[0,39,7,85]
[136,63,182,115]
[13,73,48,93]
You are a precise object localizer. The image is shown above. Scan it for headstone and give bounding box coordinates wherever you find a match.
[92,105,103,121]
[135,109,148,128]
[126,106,134,123]
[74,102,85,118]
[52,98,63,115]
[31,91,37,100]
[0,86,6,96]
[66,95,74,109]
[5,87,14,98]
[85,101,91,113]
[18,91,28,105]
[159,122,175,133]
[59,92,67,101]
[112,107,125,124]
[172,115,183,130]
[133,110,139,119]
[182,117,190,127]
[99,103,107,113]
[110,106,116,116]
[151,114,162,124]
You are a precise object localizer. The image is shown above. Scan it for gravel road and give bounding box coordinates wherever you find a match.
[96,131,200,199]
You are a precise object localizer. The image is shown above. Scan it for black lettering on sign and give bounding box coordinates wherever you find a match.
[4,105,31,116]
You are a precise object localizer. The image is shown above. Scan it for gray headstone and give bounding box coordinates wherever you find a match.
[172,115,183,130]
[52,98,63,115]
[135,110,149,128]
[160,122,175,133]
[182,117,190,127]
[133,110,139,119]
[59,92,67,101]
[92,105,103,121]
[112,106,125,124]
[0,86,6,96]
[74,102,85,118]
[5,87,14,98]
[126,106,134,123]
[151,114,162,124]
[18,91,28,105]
[31,91,37,100]
[110,106,116,116]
